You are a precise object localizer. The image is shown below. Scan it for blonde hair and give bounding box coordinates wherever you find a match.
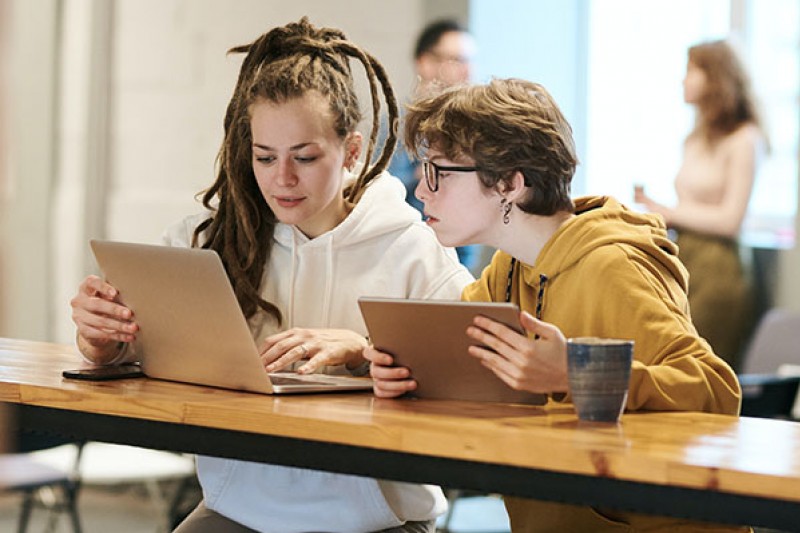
[194,17,398,323]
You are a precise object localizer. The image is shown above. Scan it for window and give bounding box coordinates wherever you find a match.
[471,0,798,248]
[742,0,799,247]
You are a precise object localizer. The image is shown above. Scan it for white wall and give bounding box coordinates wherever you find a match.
[0,0,7,336]
[105,0,424,246]
[1,0,60,341]
[4,0,434,342]
[2,0,798,344]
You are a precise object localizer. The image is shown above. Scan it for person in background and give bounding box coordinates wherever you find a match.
[71,17,472,533]
[388,18,481,272]
[635,39,768,371]
[365,78,743,532]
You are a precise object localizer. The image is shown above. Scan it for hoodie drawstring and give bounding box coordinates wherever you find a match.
[288,232,298,328]
[505,258,517,304]
[321,237,334,326]
[288,231,334,328]
[506,258,548,320]
[535,274,548,320]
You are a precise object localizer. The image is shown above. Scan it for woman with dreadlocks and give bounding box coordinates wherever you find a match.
[71,18,472,533]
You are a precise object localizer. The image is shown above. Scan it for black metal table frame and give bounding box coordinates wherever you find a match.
[15,404,800,530]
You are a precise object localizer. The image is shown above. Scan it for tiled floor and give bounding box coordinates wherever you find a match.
[0,485,167,533]
[0,483,510,533]
[2,486,794,533]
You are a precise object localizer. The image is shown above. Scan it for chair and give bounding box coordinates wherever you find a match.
[777,364,800,419]
[740,308,800,374]
[30,441,197,532]
[0,450,82,533]
[1,426,83,533]
[738,308,800,419]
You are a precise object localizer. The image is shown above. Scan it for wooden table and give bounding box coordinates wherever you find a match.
[2,337,800,529]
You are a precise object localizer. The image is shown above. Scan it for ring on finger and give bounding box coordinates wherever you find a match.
[299,344,309,358]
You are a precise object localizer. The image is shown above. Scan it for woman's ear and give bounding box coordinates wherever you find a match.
[499,170,528,202]
[344,132,363,171]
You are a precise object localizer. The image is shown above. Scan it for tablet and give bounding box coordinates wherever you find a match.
[358,297,546,405]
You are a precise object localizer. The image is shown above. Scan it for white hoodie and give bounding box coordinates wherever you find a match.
[162,173,474,533]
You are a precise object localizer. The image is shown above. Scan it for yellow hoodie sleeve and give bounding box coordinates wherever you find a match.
[560,244,741,415]
[463,244,740,415]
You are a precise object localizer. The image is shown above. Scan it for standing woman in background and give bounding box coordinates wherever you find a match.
[635,39,768,370]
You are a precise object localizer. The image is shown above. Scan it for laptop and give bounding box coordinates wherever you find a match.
[89,240,373,395]
[358,297,546,405]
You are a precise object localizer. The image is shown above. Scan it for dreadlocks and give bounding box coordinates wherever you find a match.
[192,17,398,324]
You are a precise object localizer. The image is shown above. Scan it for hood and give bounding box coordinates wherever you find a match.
[273,172,421,249]
[269,172,423,331]
[525,196,687,292]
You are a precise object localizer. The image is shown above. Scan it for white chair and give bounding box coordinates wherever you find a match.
[30,442,196,532]
[0,451,81,532]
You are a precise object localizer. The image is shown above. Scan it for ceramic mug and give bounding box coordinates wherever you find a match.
[567,337,633,423]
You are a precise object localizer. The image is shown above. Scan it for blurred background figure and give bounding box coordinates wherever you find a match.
[412,18,475,98]
[635,39,768,371]
[389,19,482,273]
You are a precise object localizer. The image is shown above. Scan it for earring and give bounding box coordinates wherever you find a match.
[501,198,512,225]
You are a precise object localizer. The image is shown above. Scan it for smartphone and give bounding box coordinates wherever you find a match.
[62,364,145,381]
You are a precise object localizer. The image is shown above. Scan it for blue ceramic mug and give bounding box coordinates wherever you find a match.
[567,337,634,422]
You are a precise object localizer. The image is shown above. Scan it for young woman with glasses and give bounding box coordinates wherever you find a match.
[365,78,744,533]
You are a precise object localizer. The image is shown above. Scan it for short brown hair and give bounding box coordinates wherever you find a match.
[404,78,577,215]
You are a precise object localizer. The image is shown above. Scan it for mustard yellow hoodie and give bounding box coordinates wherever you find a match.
[463,196,745,532]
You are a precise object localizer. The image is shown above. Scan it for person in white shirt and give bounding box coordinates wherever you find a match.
[70,17,473,533]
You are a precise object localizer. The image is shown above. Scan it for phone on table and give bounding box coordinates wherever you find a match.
[62,364,145,381]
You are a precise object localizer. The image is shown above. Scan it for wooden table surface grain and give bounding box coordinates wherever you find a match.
[2,336,800,509]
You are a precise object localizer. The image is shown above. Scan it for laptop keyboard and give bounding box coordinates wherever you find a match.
[269,375,330,386]
[268,373,370,387]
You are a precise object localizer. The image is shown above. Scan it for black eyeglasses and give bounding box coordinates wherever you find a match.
[421,159,481,192]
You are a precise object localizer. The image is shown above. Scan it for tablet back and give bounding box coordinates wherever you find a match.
[358,297,546,405]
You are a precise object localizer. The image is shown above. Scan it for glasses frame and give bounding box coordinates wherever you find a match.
[425,50,471,66]
[422,159,481,192]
